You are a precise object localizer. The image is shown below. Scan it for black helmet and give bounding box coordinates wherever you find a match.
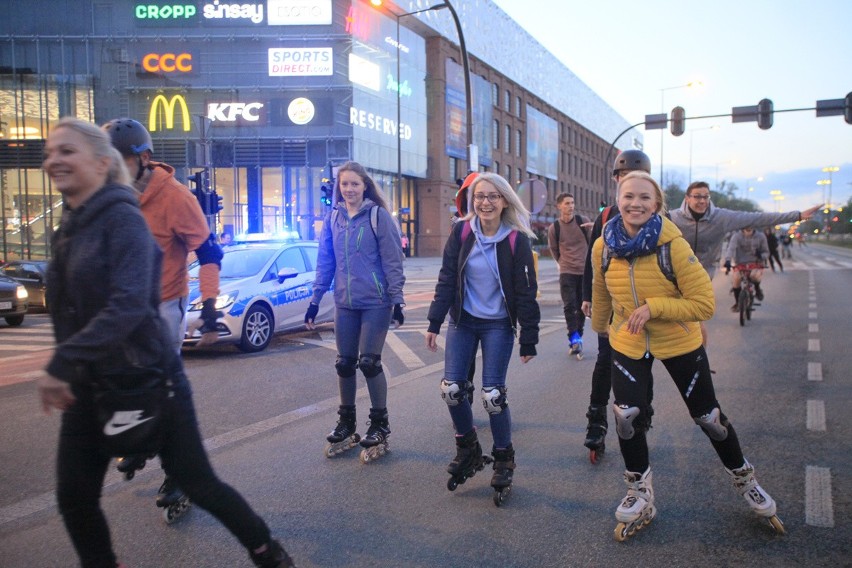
[612,149,651,176]
[102,118,154,157]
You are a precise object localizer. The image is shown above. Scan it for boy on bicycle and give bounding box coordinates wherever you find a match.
[724,227,769,311]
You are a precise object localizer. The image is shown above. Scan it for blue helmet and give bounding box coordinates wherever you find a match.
[102,118,154,157]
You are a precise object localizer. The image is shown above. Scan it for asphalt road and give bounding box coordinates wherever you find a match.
[0,244,849,567]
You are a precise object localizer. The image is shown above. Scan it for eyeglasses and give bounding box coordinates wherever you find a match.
[473,193,503,204]
[688,194,711,201]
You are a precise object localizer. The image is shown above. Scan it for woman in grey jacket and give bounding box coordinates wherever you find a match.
[306,161,405,463]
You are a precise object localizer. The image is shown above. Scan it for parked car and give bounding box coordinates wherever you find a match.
[2,260,49,312]
[183,237,334,352]
[0,273,29,326]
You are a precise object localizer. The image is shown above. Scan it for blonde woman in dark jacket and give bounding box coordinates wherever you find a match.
[426,172,539,505]
[592,171,783,540]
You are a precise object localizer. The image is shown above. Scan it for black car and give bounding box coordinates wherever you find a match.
[0,273,29,326]
[2,260,48,312]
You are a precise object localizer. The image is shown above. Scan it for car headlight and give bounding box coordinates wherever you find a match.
[16,285,28,300]
[189,291,237,312]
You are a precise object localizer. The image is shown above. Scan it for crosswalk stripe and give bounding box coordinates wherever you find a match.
[385,330,425,369]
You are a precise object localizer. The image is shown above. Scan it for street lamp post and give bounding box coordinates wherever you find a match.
[659,80,703,187]
[822,166,839,208]
[688,124,719,182]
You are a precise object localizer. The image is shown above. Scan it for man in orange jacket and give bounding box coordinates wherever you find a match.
[103,117,223,518]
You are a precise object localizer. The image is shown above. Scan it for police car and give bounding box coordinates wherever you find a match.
[183,234,334,352]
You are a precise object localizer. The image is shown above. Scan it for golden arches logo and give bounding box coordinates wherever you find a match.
[148,94,191,132]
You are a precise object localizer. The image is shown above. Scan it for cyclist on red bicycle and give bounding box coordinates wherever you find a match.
[723,227,769,311]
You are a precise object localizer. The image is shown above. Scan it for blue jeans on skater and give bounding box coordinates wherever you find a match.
[56,367,274,568]
[442,312,514,448]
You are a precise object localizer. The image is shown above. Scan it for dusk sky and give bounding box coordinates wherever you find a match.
[492,0,851,212]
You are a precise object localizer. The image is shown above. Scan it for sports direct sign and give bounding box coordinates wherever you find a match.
[268,48,332,76]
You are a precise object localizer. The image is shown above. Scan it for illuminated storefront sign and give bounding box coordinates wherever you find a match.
[148,94,191,132]
[386,74,412,98]
[202,1,264,24]
[349,106,412,141]
[206,101,266,124]
[287,98,315,125]
[141,52,194,73]
[268,0,332,25]
[348,53,380,92]
[268,48,332,76]
[135,4,197,20]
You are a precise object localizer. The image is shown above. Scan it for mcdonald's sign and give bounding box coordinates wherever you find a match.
[148,94,191,132]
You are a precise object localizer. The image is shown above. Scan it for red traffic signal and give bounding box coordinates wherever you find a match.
[758,98,774,130]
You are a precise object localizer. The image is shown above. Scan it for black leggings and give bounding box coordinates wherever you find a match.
[610,346,744,473]
[57,374,272,568]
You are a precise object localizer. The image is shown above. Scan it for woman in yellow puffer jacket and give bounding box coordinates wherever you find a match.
[591,171,783,540]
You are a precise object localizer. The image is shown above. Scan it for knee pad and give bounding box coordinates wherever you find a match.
[693,407,729,441]
[481,386,508,415]
[440,379,470,407]
[357,353,383,378]
[334,355,357,378]
[613,404,642,440]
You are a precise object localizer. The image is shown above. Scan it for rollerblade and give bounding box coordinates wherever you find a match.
[614,467,656,541]
[583,405,608,464]
[726,460,784,534]
[323,405,360,458]
[447,429,492,491]
[491,445,515,507]
[156,476,191,524]
[116,455,149,480]
[250,539,296,568]
[359,408,390,464]
[569,331,583,360]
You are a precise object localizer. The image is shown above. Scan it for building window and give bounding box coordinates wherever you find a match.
[515,129,522,157]
[516,167,522,185]
[504,124,511,154]
[494,160,500,174]
[516,96,522,118]
[504,89,511,112]
[505,164,511,180]
[449,157,458,183]
[492,82,498,106]
[493,119,500,150]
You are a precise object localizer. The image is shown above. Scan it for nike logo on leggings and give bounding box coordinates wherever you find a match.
[103,410,153,436]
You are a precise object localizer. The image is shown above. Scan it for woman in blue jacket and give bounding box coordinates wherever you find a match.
[306,161,405,463]
[426,172,539,504]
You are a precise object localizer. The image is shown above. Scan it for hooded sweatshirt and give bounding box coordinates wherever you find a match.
[464,217,512,319]
[670,199,800,279]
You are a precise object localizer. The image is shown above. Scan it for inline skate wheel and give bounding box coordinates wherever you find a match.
[447,477,459,491]
[124,471,135,481]
[493,486,511,507]
[768,515,785,535]
[162,499,191,524]
[614,522,630,542]
[589,448,603,465]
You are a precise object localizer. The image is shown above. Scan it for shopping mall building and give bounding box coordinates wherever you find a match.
[0,0,641,261]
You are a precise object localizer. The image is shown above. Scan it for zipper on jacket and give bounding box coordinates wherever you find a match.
[371,271,384,298]
[628,258,652,358]
[344,216,352,308]
[524,264,530,288]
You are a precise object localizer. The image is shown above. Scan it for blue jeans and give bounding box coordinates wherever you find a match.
[443,313,515,449]
[57,369,272,568]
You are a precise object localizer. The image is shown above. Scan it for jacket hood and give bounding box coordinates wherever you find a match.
[138,162,178,204]
[659,216,684,245]
[67,183,140,228]
[471,217,513,244]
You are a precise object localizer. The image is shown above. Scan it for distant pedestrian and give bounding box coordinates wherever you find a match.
[763,228,783,272]
[780,234,793,259]
[306,161,405,464]
[39,117,295,568]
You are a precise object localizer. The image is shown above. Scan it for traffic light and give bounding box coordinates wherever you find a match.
[211,190,223,213]
[846,92,852,125]
[757,98,774,130]
[670,106,685,136]
[320,162,334,207]
[320,186,332,206]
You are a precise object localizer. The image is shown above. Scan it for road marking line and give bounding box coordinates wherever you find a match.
[806,400,826,431]
[809,324,818,333]
[808,303,817,309]
[809,311,817,319]
[385,330,425,369]
[805,466,834,528]
[808,362,822,381]
[319,330,334,342]
[808,339,820,352]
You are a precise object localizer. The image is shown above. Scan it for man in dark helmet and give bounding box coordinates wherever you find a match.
[103,117,223,515]
[578,148,652,463]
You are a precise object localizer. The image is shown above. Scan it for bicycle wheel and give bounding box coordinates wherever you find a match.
[738,289,748,326]
[746,293,753,321]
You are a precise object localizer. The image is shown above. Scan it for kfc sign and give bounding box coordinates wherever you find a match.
[207,101,266,125]
[141,52,194,73]
[268,48,332,76]
[268,0,332,25]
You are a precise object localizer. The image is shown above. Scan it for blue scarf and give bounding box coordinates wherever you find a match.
[603,213,663,259]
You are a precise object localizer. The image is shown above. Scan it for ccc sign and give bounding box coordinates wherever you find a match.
[148,94,191,132]
[142,52,193,73]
